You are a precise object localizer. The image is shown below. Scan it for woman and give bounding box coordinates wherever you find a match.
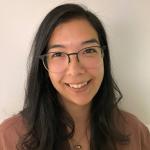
[0,3,150,150]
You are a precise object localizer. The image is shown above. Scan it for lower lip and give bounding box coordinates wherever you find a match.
[65,80,91,92]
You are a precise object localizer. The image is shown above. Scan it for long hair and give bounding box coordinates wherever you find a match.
[18,3,129,150]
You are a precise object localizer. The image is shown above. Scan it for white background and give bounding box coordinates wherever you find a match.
[0,0,150,126]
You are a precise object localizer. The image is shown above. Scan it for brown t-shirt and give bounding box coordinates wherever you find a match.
[0,112,150,150]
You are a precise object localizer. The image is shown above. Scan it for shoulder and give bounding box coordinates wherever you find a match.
[120,111,148,132]
[118,111,150,149]
[0,114,27,150]
[0,114,26,134]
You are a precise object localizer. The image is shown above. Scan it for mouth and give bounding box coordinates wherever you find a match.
[65,80,91,89]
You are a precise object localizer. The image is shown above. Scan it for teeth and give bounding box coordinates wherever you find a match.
[68,82,88,89]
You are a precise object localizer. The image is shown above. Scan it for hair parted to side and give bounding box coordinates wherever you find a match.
[18,3,129,150]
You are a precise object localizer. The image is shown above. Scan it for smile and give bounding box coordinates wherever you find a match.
[65,80,91,89]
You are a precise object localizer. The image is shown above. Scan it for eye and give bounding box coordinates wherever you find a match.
[50,52,65,58]
[83,47,97,54]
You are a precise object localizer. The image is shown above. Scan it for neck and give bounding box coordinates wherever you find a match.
[61,101,91,149]
[62,101,91,139]
[63,101,91,125]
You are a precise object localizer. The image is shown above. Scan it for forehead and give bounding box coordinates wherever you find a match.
[48,19,99,48]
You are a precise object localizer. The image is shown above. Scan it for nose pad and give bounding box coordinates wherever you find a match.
[68,53,79,63]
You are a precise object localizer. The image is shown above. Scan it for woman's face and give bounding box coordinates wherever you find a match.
[48,19,104,108]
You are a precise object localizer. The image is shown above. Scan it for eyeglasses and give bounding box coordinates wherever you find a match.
[39,46,104,73]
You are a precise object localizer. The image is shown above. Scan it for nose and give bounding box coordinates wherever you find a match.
[66,55,86,76]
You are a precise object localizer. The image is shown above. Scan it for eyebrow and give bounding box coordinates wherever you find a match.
[81,38,100,45]
[48,38,100,49]
[48,44,65,49]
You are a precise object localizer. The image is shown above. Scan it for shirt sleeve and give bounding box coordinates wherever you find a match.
[118,111,150,150]
[0,132,4,150]
[0,115,26,150]
[0,123,20,150]
[140,123,150,149]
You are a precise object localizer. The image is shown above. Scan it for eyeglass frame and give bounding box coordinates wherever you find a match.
[39,45,105,71]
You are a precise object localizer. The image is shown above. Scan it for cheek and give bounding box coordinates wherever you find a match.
[48,73,57,87]
[92,62,104,88]
[48,72,63,89]
[90,62,104,79]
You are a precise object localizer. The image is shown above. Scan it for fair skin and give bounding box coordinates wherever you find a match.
[48,19,104,149]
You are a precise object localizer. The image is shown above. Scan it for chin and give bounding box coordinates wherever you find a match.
[67,97,92,107]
